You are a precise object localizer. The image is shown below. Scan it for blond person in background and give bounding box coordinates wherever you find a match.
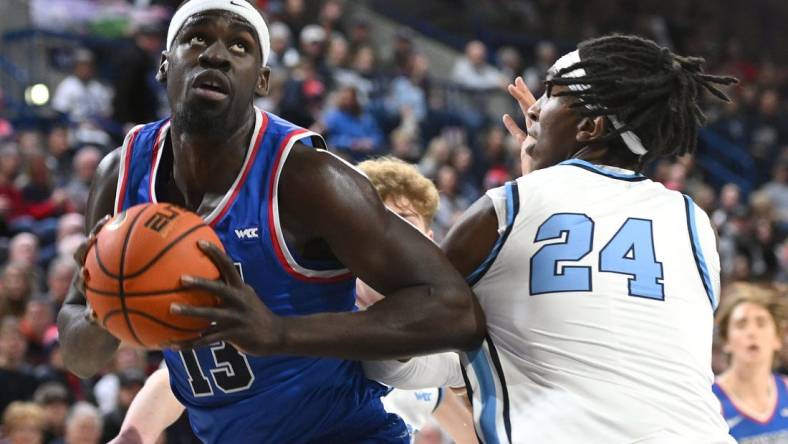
[357,157,477,444]
[712,283,788,443]
[1,401,46,444]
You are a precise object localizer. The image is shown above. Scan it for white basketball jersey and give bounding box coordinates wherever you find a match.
[463,159,733,444]
[382,388,442,436]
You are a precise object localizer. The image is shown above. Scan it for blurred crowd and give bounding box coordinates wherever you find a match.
[0,1,785,443]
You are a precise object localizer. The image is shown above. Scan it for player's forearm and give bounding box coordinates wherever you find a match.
[57,304,119,378]
[279,283,485,360]
[119,368,184,444]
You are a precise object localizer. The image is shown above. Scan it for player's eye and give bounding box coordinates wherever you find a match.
[230,41,247,54]
[190,35,206,46]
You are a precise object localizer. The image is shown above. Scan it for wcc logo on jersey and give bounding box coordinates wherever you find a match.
[235,227,259,240]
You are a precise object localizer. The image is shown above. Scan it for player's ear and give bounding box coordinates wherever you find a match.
[156,52,169,83]
[255,67,271,97]
[575,116,606,144]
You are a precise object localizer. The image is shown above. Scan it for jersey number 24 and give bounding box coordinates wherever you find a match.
[530,213,664,299]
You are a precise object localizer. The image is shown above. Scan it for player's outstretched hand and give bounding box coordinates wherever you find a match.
[73,214,112,325]
[502,76,538,175]
[168,241,284,355]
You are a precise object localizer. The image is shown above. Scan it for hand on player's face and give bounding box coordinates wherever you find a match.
[166,241,284,355]
[502,76,537,175]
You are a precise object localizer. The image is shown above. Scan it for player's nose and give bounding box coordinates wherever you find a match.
[198,42,231,71]
[527,97,542,122]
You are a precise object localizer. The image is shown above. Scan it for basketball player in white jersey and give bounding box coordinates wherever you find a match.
[367,34,738,443]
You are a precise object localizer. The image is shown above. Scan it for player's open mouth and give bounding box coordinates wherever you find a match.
[192,71,230,101]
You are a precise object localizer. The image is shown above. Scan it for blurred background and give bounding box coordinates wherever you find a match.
[0,1,785,443]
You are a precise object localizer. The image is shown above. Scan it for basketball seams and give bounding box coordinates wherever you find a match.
[118,207,150,347]
[123,221,211,279]
[103,309,204,333]
[86,285,195,297]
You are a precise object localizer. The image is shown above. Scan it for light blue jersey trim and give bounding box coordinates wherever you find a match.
[467,348,501,444]
[467,181,519,286]
[683,195,717,309]
[561,159,647,181]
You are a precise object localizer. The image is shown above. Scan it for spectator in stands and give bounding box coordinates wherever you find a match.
[384,29,416,77]
[62,402,102,444]
[450,145,480,201]
[347,19,372,57]
[8,233,39,269]
[100,369,145,444]
[299,25,330,82]
[713,183,743,230]
[0,401,46,444]
[0,262,38,319]
[93,347,147,416]
[279,60,327,128]
[451,40,505,91]
[472,126,508,187]
[496,45,523,82]
[279,0,309,43]
[20,150,71,220]
[317,0,346,38]
[51,49,112,125]
[761,157,788,226]
[0,317,38,416]
[385,53,429,125]
[323,85,384,162]
[33,383,70,444]
[419,136,451,179]
[750,89,788,182]
[112,23,164,130]
[44,257,75,311]
[45,127,72,185]
[63,146,101,215]
[267,22,299,70]
[19,298,54,365]
[434,165,470,241]
[522,41,558,97]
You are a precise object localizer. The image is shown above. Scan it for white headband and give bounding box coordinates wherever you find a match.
[167,0,270,67]
[551,50,647,156]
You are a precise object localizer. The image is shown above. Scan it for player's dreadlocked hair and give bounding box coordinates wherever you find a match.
[547,34,738,167]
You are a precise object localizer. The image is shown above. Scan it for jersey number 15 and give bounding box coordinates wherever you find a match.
[178,262,255,396]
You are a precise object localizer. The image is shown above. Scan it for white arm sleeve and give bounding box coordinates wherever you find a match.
[363,352,465,390]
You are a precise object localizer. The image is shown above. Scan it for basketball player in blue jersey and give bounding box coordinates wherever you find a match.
[368,35,741,442]
[713,283,788,443]
[56,1,485,442]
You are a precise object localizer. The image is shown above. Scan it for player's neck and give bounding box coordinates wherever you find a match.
[724,363,774,398]
[573,145,639,171]
[168,115,256,208]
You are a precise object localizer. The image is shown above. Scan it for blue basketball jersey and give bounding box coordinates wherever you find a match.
[712,374,788,443]
[114,108,408,443]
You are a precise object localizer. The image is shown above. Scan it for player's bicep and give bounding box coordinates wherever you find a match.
[441,196,500,279]
[85,148,122,230]
[281,148,457,294]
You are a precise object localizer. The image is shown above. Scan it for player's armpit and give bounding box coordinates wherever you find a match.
[57,148,123,378]
[363,353,465,389]
[276,146,485,359]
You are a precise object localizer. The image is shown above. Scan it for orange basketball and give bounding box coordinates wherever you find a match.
[84,203,222,348]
